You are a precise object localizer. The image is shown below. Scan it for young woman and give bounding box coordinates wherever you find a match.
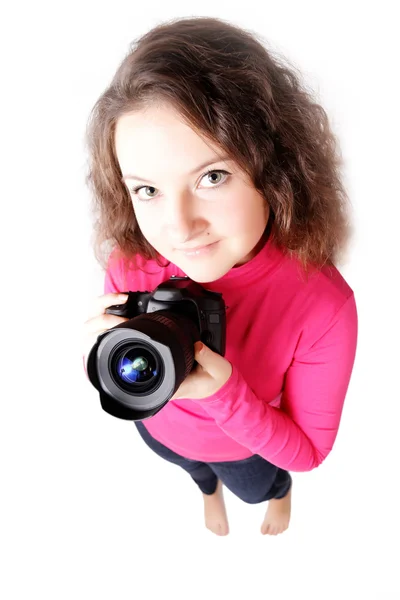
[83,16,358,536]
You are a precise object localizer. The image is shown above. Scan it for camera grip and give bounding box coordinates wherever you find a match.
[105,291,135,317]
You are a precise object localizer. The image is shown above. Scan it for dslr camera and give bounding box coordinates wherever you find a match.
[86,276,226,421]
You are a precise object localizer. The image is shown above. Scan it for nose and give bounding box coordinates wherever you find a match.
[164,191,197,244]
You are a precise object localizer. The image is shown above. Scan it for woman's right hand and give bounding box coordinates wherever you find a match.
[82,293,130,371]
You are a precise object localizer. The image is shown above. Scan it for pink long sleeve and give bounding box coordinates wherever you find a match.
[194,294,358,471]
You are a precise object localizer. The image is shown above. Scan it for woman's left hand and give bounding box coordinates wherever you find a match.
[170,342,233,401]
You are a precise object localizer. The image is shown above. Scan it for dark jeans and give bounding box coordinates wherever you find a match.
[134,421,292,504]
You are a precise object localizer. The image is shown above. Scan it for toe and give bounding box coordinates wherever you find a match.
[261,523,270,535]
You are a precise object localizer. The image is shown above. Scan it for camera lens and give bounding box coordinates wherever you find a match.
[113,345,161,387]
[90,309,204,419]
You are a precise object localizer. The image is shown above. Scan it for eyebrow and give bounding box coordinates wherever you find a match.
[121,155,231,184]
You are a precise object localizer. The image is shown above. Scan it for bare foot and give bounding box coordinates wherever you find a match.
[261,486,292,536]
[203,479,229,536]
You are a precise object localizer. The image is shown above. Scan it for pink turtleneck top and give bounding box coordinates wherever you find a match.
[96,233,358,472]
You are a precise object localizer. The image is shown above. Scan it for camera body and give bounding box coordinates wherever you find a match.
[86,276,226,421]
[105,275,226,356]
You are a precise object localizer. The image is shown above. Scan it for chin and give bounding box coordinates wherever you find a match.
[178,261,233,283]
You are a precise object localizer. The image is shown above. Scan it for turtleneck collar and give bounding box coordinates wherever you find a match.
[206,225,284,288]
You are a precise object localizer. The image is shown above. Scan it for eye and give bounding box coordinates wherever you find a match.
[200,169,230,189]
[130,185,159,202]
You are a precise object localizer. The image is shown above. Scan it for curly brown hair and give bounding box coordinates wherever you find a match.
[85,16,353,276]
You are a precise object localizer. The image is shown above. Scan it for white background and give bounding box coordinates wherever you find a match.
[1,1,399,599]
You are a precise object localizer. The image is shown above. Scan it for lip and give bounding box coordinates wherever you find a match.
[175,240,220,257]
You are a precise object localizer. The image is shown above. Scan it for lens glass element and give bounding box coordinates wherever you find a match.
[116,347,159,385]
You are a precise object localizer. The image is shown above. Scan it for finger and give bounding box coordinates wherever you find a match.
[87,293,129,320]
[83,313,130,335]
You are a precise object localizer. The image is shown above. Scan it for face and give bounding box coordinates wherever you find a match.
[115,104,270,283]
